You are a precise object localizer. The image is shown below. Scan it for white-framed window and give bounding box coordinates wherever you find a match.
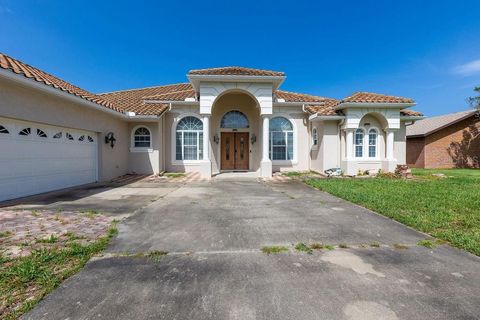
[36,129,47,138]
[353,127,379,159]
[53,132,62,139]
[0,125,9,134]
[368,128,378,158]
[354,129,364,158]
[132,126,151,148]
[66,132,74,141]
[19,127,31,136]
[269,117,294,161]
[312,127,318,146]
[175,116,203,161]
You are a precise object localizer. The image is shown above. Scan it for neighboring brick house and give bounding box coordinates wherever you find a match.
[406,110,480,168]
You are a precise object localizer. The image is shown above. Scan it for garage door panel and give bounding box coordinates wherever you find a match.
[0,118,98,201]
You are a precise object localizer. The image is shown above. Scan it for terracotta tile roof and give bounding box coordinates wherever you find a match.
[304,99,342,116]
[400,109,423,117]
[0,53,121,113]
[143,88,196,101]
[130,103,170,116]
[341,92,414,104]
[407,110,476,137]
[99,83,194,115]
[188,66,285,77]
[275,90,328,103]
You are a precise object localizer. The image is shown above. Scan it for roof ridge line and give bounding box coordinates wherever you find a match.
[98,82,192,95]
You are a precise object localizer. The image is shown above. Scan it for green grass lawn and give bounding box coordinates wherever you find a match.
[305,169,480,256]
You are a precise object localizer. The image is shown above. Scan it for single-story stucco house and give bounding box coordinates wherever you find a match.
[0,53,423,201]
[406,110,480,168]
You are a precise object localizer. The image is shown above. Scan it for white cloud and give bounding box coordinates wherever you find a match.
[453,59,480,76]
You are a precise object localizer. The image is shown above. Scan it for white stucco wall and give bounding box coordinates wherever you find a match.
[0,77,129,181]
[271,106,309,172]
[128,122,160,174]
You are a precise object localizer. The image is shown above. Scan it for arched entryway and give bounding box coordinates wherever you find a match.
[210,91,261,173]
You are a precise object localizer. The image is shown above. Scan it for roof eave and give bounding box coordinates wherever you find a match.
[188,74,286,91]
[400,115,425,121]
[309,114,345,121]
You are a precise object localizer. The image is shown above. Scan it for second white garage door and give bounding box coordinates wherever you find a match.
[0,117,98,202]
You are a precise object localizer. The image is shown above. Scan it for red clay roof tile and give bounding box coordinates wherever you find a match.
[341,92,414,104]
[188,66,284,77]
[0,53,121,113]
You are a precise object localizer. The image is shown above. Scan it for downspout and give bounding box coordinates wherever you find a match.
[160,103,171,173]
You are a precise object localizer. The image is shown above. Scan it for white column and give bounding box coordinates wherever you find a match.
[386,129,395,160]
[345,129,354,160]
[202,115,210,160]
[262,115,270,161]
[260,115,272,178]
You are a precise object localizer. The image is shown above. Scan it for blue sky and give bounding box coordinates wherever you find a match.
[1,0,479,116]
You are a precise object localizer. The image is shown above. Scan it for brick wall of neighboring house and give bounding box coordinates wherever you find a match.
[406,136,425,167]
[421,115,480,168]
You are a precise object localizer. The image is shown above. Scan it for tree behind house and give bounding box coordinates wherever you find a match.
[468,86,480,110]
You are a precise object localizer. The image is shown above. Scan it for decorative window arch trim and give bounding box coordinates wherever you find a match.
[269,113,298,165]
[130,125,153,152]
[171,113,204,164]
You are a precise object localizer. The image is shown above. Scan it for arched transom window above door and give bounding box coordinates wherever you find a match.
[269,117,294,161]
[220,110,249,129]
[176,116,203,161]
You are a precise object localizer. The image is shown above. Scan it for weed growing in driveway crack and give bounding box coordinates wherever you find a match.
[0,230,12,238]
[294,243,313,254]
[393,243,409,250]
[36,234,58,244]
[417,239,444,249]
[339,243,349,248]
[370,241,380,248]
[261,246,289,255]
[147,250,168,262]
[310,243,335,250]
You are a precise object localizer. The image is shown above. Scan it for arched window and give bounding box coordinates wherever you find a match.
[176,116,203,161]
[368,128,378,158]
[354,129,364,158]
[19,128,31,136]
[133,127,151,148]
[220,110,249,129]
[269,117,294,160]
[37,129,47,138]
[0,125,9,134]
[312,127,318,146]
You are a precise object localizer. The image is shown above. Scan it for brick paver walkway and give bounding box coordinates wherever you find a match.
[0,210,114,258]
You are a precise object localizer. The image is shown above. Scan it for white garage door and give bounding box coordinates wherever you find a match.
[0,117,98,201]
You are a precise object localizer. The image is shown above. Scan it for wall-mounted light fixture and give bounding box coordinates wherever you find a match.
[250,133,256,145]
[105,132,116,148]
[213,133,219,144]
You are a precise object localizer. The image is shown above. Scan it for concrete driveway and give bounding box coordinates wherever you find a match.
[22,178,480,320]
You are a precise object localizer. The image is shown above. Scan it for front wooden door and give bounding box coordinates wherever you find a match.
[221,132,249,170]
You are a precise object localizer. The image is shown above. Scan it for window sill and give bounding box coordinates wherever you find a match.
[130,147,153,153]
[354,158,381,163]
[272,160,298,166]
[172,160,202,166]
